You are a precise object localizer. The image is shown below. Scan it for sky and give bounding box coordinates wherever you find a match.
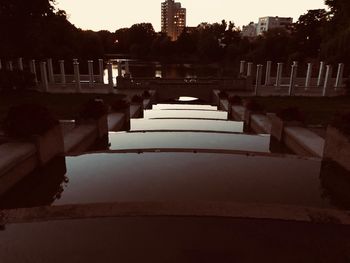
[56,0,327,32]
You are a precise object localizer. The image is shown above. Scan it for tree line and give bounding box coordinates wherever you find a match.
[0,0,349,65]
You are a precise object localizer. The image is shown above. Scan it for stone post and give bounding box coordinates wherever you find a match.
[255,64,263,96]
[29,60,38,83]
[59,60,66,85]
[288,64,298,96]
[73,58,78,63]
[40,62,49,92]
[73,61,82,93]
[335,63,344,90]
[247,62,253,77]
[239,60,246,75]
[305,63,313,90]
[99,59,104,83]
[265,61,272,86]
[88,60,94,87]
[125,60,130,77]
[8,61,13,71]
[107,62,114,93]
[323,65,333,97]
[275,63,283,89]
[18,57,23,71]
[46,58,54,83]
[317,61,325,87]
[117,60,122,77]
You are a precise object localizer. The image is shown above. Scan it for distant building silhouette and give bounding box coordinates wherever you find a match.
[242,22,258,38]
[161,0,186,41]
[256,16,293,35]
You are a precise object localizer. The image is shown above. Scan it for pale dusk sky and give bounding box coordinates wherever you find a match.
[56,0,327,32]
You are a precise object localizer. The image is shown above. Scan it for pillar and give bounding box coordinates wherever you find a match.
[239,60,246,75]
[305,63,313,90]
[8,61,13,71]
[40,62,49,92]
[125,60,130,76]
[323,65,333,97]
[59,60,66,85]
[18,57,23,71]
[335,63,344,89]
[317,61,325,87]
[275,63,283,89]
[247,62,253,77]
[88,60,94,87]
[288,64,298,96]
[255,65,263,96]
[29,60,38,83]
[99,59,104,83]
[107,62,114,93]
[73,61,81,93]
[117,60,122,77]
[265,61,272,86]
[47,58,55,83]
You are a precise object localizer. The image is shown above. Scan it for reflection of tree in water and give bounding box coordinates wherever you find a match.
[320,161,350,210]
[0,157,68,209]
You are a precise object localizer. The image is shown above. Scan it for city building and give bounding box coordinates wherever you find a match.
[242,22,258,38]
[161,0,186,41]
[256,16,293,35]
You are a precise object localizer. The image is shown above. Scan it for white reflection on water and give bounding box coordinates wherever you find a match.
[109,131,270,152]
[144,109,228,120]
[131,119,243,133]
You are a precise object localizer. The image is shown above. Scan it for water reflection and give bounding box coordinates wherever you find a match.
[153,104,218,111]
[109,132,271,152]
[130,119,244,133]
[144,109,228,120]
[0,157,68,209]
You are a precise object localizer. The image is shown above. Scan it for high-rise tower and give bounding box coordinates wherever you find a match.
[161,0,186,41]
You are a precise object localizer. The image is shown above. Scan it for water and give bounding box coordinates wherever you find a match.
[2,101,350,211]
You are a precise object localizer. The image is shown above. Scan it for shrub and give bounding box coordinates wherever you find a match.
[276,107,305,122]
[244,99,264,112]
[3,104,59,138]
[110,98,130,111]
[218,90,228,99]
[228,95,242,105]
[79,99,108,120]
[332,112,350,137]
[131,95,143,103]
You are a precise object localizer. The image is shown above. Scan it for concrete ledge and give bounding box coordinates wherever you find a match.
[64,124,96,154]
[0,143,37,195]
[108,113,125,131]
[250,114,272,134]
[284,127,325,158]
[324,126,350,171]
[1,202,350,225]
[231,105,245,121]
[130,104,142,118]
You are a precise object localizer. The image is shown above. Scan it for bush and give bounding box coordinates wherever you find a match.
[110,98,130,111]
[276,107,305,122]
[0,69,35,91]
[79,99,108,120]
[218,90,228,99]
[3,104,59,138]
[244,99,264,112]
[228,95,242,105]
[332,112,350,137]
[131,95,143,103]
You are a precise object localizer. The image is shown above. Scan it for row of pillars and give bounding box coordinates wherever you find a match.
[240,61,345,92]
[0,58,131,93]
[245,61,344,96]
